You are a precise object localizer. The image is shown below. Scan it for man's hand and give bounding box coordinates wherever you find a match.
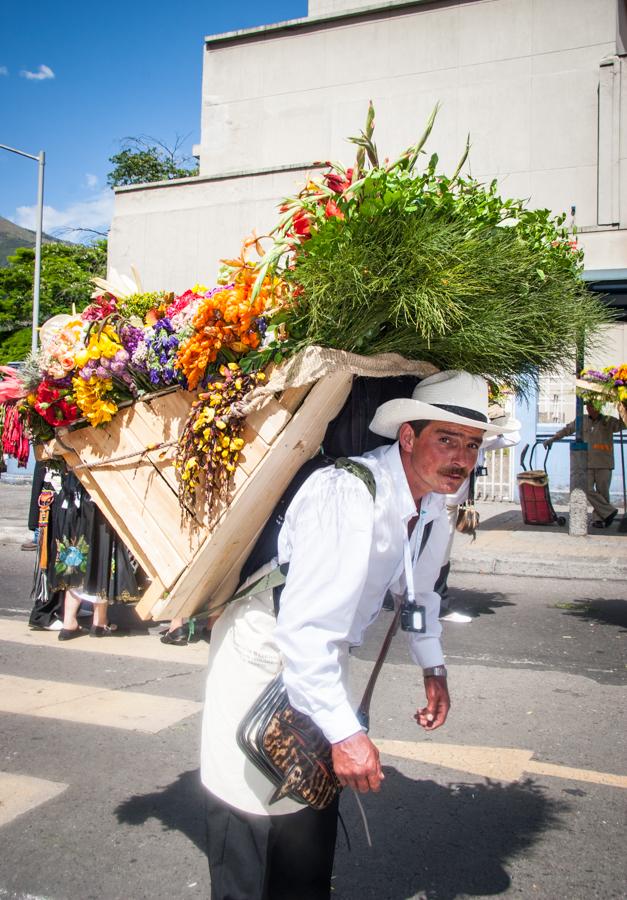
[331,731,384,794]
[543,438,553,449]
[415,675,450,730]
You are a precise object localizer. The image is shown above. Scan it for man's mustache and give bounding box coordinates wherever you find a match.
[439,467,469,478]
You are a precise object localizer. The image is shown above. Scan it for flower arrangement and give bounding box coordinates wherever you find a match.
[578,365,627,410]
[251,104,611,393]
[176,363,266,519]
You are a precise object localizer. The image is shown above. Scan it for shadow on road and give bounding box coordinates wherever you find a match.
[115,766,566,900]
[557,597,627,632]
[335,767,567,900]
[115,768,205,851]
[446,586,514,618]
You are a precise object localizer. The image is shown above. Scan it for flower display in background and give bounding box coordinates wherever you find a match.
[578,364,627,409]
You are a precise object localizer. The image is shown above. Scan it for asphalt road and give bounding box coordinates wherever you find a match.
[0,542,625,900]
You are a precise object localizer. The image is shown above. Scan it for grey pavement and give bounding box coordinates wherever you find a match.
[0,552,625,899]
[1,476,626,899]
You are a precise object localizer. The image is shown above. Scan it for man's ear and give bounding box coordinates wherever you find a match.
[398,422,415,453]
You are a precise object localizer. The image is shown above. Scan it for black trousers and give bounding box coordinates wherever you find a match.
[204,789,339,900]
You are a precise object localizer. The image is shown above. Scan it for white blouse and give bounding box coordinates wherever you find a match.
[274,442,449,744]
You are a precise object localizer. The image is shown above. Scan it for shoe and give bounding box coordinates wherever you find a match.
[440,611,473,624]
[43,619,64,631]
[604,510,618,528]
[20,541,37,551]
[160,624,189,645]
[58,627,87,641]
[89,624,119,637]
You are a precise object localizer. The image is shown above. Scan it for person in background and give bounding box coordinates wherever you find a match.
[544,403,625,528]
[21,460,46,551]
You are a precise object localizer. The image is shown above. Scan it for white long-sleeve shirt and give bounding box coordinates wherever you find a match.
[274,441,449,745]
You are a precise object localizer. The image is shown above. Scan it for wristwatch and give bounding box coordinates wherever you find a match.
[423,665,448,678]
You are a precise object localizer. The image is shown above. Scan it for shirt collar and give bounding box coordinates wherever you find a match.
[380,442,445,524]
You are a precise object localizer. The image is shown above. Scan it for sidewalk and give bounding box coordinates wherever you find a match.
[2,479,626,581]
[451,499,627,582]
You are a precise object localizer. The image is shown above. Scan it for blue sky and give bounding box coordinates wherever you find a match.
[0,0,307,240]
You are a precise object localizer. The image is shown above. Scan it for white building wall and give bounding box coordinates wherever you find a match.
[110,0,627,292]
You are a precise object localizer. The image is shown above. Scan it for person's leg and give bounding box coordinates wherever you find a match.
[161,616,189,645]
[58,591,85,640]
[205,790,272,900]
[268,796,339,900]
[92,601,107,628]
[587,468,616,524]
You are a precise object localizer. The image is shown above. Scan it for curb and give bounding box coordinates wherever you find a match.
[451,553,627,582]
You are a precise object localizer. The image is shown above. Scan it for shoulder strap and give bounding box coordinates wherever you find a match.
[334,457,376,501]
[356,517,433,730]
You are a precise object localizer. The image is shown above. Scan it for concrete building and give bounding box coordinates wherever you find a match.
[109,0,627,502]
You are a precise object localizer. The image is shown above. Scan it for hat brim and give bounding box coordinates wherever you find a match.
[369,398,520,439]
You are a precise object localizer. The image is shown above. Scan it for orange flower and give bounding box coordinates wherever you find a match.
[175,268,284,390]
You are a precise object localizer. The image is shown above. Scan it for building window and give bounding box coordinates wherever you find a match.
[537,369,576,425]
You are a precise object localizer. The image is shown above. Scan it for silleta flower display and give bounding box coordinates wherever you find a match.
[0,105,615,506]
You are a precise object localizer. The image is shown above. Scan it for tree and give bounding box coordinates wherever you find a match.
[107,136,198,187]
[0,240,107,363]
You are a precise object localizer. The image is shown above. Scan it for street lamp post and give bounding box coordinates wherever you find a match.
[0,144,46,354]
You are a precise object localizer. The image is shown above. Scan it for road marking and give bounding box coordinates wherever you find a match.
[0,618,208,666]
[0,674,202,734]
[0,772,67,828]
[376,740,627,789]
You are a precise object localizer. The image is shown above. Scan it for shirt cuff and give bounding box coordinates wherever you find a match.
[409,635,445,670]
[308,700,364,745]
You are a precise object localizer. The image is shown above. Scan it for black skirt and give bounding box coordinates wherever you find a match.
[49,472,146,603]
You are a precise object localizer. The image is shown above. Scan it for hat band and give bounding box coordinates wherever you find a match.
[431,403,488,424]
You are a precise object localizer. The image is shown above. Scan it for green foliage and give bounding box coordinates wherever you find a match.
[272,108,612,392]
[107,137,198,187]
[118,291,168,320]
[0,240,107,361]
[0,327,32,364]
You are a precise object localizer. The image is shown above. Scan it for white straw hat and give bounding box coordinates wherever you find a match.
[369,370,519,439]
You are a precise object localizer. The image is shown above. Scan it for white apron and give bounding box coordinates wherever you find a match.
[200,566,304,816]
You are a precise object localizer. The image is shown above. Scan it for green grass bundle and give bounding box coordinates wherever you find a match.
[253,104,612,393]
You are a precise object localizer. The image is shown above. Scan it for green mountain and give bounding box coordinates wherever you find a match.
[0,215,59,266]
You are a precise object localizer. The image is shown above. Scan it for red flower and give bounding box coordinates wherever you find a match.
[292,210,312,239]
[323,169,353,194]
[325,199,345,221]
[82,294,117,322]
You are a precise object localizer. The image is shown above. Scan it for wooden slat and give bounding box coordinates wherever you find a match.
[238,425,271,475]
[244,398,293,445]
[60,416,189,586]
[277,384,312,414]
[143,372,353,621]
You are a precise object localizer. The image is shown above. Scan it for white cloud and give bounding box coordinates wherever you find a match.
[0,66,8,76]
[15,189,114,237]
[85,173,99,189]
[20,64,55,81]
